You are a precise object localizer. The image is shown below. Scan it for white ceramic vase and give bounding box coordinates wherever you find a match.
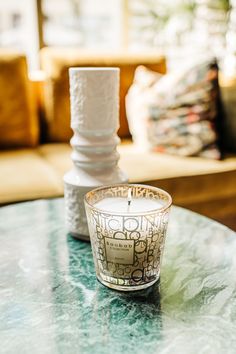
[64,68,128,241]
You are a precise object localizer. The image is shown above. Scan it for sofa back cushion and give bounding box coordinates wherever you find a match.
[40,48,166,142]
[0,51,39,148]
[220,75,236,152]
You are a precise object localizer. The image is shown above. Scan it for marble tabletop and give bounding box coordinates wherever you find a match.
[0,198,236,354]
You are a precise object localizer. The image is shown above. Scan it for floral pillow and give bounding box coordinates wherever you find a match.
[126,59,221,159]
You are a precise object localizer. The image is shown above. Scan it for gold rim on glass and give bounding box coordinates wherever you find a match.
[84,183,172,216]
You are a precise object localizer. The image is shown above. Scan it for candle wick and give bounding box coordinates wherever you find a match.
[127,188,132,208]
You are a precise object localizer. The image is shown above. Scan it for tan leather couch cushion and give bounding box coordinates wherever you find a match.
[0,149,62,204]
[38,142,236,221]
[0,50,39,148]
[40,48,166,142]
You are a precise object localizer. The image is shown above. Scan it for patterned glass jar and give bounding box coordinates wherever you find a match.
[84,184,172,291]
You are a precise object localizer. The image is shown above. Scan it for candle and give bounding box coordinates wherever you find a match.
[84,184,172,291]
[94,197,163,213]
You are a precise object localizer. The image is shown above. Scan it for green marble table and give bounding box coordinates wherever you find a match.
[0,198,236,354]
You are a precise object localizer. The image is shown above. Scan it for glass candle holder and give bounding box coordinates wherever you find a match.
[84,184,172,291]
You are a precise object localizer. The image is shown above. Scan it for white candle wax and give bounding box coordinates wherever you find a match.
[94,197,163,213]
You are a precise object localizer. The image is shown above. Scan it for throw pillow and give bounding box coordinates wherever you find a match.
[126,59,221,159]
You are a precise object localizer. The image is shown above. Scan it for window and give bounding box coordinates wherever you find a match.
[42,0,123,49]
[0,0,42,71]
[0,0,231,72]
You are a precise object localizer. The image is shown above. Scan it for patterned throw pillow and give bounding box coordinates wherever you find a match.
[126,59,221,159]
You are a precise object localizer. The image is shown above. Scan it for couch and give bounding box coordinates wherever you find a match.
[0,48,235,230]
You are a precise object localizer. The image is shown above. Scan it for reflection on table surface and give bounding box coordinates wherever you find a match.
[0,198,235,354]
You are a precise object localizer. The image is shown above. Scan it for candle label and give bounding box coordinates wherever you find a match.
[105,237,135,265]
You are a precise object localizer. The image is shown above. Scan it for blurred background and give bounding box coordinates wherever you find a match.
[0,0,235,73]
[0,0,236,230]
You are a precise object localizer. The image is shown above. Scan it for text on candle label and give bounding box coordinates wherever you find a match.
[105,237,135,265]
